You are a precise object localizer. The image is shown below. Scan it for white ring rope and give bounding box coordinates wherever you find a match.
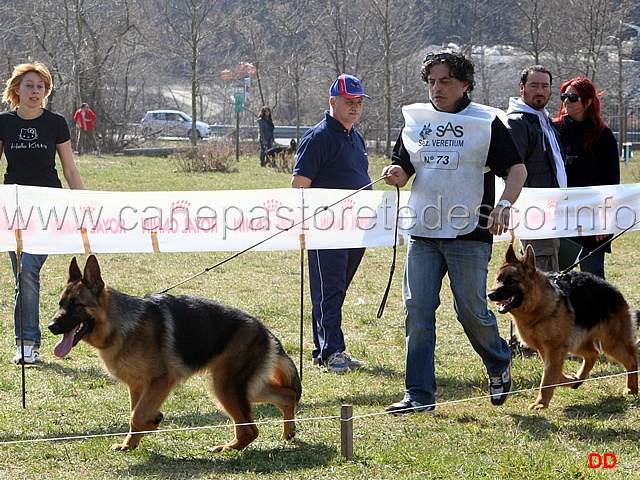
[0,369,635,446]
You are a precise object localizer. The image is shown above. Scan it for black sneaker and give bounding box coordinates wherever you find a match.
[385,399,435,415]
[489,366,512,406]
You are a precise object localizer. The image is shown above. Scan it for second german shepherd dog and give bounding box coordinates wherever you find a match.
[488,243,638,410]
[264,139,297,171]
[48,255,302,452]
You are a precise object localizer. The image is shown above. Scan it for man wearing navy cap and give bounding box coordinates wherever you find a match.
[291,74,370,373]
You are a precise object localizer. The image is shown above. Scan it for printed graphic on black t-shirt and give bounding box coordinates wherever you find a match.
[0,110,69,188]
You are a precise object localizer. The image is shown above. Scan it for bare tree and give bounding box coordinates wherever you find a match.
[608,3,637,152]
[271,1,319,142]
[512,0,556,63]
[6,0,142,152]
[573,0,616,80]
[364,0,426,155]
[162,0,220,145]
[550,0,617,82]
[318,0,370,76]
[232,2,289,118]
[1,0,638,155]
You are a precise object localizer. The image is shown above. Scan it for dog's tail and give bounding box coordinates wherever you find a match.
[273,342,302,401]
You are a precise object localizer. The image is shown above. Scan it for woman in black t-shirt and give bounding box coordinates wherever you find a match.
[0,61,84,365]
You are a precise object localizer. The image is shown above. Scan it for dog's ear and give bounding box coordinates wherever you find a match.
[82,254,105,294]
[68,257,82,282]
[504,242,519,264]
[522,244,537,271]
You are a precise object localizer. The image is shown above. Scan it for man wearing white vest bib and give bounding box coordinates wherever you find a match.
[382,52,527,414]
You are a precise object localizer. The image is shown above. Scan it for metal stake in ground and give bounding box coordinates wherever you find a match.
[299,232,306,381]
[14,229,26,408]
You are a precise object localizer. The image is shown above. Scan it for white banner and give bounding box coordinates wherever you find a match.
[0,183,638,254]
[493,183,640,241]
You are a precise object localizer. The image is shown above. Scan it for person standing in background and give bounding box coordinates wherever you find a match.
[291,74,371,373]
[0,61,84,364]
[553,77,620,279]
[506,65,566,271]
[257,106,275,167]
[73,102,99,156]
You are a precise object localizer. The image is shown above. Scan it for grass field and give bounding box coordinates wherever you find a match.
[0,151,639,479]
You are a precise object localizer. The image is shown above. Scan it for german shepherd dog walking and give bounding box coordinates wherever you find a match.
[488,243,638,410]
[48,255,302,452]
[264,139,297,171]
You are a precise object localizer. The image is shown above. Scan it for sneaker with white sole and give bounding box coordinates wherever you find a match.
[325,351,350,374]
[343,352,362,369]
[489,366,512,406]
[385,398,435,415]
[13,345,41,365]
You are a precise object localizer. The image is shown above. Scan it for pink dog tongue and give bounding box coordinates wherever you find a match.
[54,331,75,358]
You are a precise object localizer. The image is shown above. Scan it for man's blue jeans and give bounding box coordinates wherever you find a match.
[9,252,48,347]
[401,237,510,405]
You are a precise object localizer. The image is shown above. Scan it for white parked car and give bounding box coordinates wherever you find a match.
[141,110,210,139]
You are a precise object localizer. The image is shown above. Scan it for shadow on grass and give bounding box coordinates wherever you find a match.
[120,440,335,477]
[562,394,636,420]
[299,372,506,411]
[509,413,559,439]
[0,411,226,446]
[35,357,115,380]
[508,395,640,442]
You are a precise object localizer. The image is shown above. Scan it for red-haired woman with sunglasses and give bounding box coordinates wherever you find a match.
[553,77,619,278]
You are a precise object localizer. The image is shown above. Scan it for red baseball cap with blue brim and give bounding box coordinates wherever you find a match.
[330,74,370,99]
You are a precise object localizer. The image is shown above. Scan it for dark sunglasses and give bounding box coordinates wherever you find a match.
[560,93,581,103]
[423,52,455,63]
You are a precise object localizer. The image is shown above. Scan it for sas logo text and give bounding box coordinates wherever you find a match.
[436,122,464,138]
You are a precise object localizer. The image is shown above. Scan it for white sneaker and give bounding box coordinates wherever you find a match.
[343,352,362,369]
[325,351,350,374]
[13,345,40,365]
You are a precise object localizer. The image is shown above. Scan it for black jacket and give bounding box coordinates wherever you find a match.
[506,111,560,188]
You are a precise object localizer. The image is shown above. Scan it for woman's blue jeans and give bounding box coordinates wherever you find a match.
[9,252,48,347]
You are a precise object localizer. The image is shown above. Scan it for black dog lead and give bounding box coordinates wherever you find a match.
[560,218,640,274]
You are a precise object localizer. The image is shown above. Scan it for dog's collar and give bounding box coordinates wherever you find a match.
[548,272,575,314]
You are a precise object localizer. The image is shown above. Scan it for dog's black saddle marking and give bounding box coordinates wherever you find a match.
[547,271,628,330]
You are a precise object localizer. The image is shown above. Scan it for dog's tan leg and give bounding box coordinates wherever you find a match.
[569,342,599,389]
[530,348,568,410]
[211,378,259,452]
[623,351,639,395]
[212,398,259,452]
[601,339,639,395]
[263,384,298,440]
[623,353,639,396]
[111,379,174,451]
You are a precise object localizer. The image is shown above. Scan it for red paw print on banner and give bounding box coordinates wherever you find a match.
[263,199,282,213]
[171,200,191,215]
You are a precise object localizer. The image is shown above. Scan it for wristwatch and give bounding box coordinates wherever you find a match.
[496,199,511,209]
